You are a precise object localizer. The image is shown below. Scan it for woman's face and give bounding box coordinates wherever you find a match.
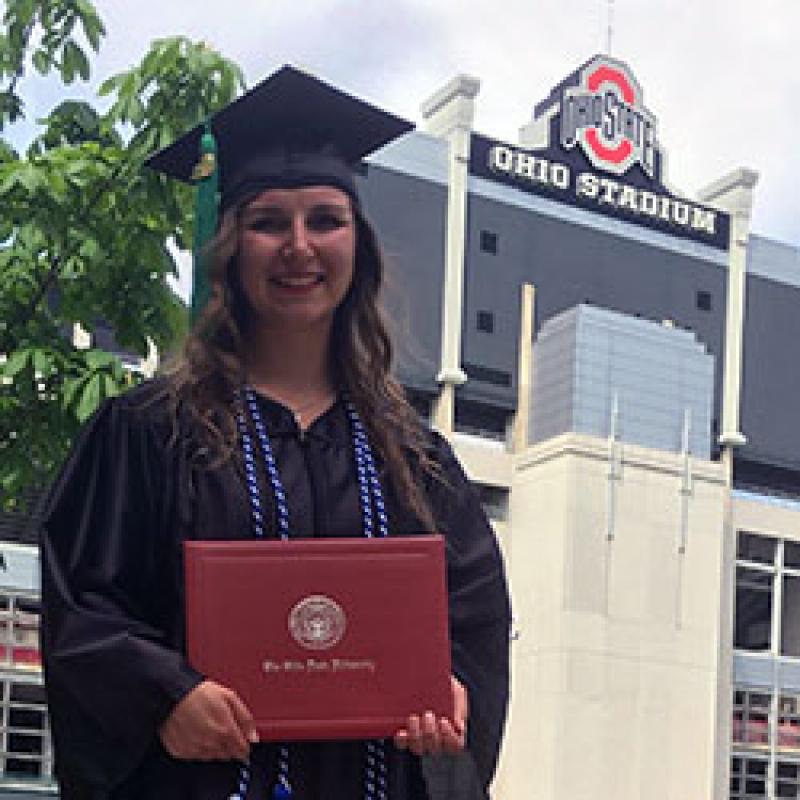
[236,185,356,335]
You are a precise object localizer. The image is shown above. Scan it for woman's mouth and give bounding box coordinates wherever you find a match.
[270,274,324,289]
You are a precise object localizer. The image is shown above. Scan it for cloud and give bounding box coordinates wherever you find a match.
[8,0,798,247]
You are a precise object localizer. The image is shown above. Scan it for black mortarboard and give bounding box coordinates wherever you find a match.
[146,64,413,211]
[145,64,413,319]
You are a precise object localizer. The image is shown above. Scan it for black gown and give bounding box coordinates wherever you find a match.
[40,381,511,799]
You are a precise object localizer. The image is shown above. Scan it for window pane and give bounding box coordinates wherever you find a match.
[786,542,800,569]
[476,310,495,333]
[779,721,800,750]
[734,693,772,747]
[15,598,40,616]
[731,756,769,800]
[745,777,767,794]
[748,756,770,775]
[779,695,800,751]
[783,576,800,657]
[738,532,777,564]
[480,230,498,254]
[733,714,745,744]
[696,290,712,311]
[736,567,773,650]
[7,681,47,778]
[0,593,11,666]
[779,762,800,778]
[745,718,769,745]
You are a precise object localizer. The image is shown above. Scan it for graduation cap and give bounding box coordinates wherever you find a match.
[145,64,414,320]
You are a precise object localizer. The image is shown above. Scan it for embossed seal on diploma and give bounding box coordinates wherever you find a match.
[288,595,346,651]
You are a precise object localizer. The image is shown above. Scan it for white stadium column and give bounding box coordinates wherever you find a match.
[510,283,536,452]
[697,168,759,454]
[420,75,480,434]
[698,167,758,800]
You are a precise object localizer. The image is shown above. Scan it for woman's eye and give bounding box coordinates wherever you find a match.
[307,212,349,232]
[248,216,287,233]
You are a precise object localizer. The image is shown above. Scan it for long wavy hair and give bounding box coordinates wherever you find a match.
[164,193,439,530]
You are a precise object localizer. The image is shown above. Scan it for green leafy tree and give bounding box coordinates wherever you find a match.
[1,0,105,128]
[0,1,245,507]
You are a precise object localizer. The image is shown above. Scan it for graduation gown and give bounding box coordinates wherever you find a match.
[40,381,511,799]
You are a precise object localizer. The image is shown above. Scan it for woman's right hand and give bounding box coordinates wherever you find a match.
[158,679,258,762]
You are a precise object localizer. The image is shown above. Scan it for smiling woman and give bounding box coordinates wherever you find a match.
[236,187,356,336]
[39,66,510,800]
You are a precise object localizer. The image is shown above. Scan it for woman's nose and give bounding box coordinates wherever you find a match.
[287,216,312,255]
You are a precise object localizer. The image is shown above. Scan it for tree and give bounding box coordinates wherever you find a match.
[0,1,245,507]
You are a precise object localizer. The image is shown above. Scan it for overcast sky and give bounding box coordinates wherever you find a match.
[9,0,799,297]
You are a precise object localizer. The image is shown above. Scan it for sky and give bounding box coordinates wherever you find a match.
[8,0,800,297]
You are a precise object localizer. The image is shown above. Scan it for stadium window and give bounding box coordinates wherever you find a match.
[782,574,800,657]
[732,688,800,796]
[785,541,800,569]
[454,397,508,441]
[730,755,768,799]
[480,230,498,254]
[735,566,773,651]
[737,531,777,564]
[734,532,800,658]
[696,290,712,311]
[5,681,49,778]
[777,761,800,797]
[735,532,776,652]
[0,588,54,785]
[732,689,771,748]
[477,311,495,333]
[778,695,800,752]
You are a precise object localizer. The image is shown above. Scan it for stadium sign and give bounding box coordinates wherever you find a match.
[469,55,729,250]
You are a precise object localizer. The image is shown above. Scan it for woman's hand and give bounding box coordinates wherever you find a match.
[393,675,467,756]
[158,680,258,762]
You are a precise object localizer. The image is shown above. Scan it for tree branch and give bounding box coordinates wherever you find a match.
[0,156,133,353]
[0,19,35,126]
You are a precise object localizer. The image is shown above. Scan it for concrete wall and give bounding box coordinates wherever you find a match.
[500,433,728,800]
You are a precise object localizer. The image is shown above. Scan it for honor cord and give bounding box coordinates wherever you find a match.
[233,389,388,800]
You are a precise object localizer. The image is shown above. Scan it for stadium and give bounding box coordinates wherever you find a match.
[2,53,798,799]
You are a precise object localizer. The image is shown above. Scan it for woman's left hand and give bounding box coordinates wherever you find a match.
[393,675,467,756]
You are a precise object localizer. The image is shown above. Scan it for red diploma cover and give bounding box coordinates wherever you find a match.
[184,535,451,741]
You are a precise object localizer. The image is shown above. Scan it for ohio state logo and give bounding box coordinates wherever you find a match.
[560,55,657,178]
[288,595,346,651]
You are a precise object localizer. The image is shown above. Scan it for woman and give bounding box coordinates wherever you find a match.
[40,66,510,799]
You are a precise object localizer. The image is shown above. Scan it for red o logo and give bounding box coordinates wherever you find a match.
[583,64,635,166]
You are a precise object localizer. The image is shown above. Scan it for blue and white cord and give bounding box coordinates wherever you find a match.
[235,390,388,800]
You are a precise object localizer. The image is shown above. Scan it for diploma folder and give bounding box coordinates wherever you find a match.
[184,536,451,741]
